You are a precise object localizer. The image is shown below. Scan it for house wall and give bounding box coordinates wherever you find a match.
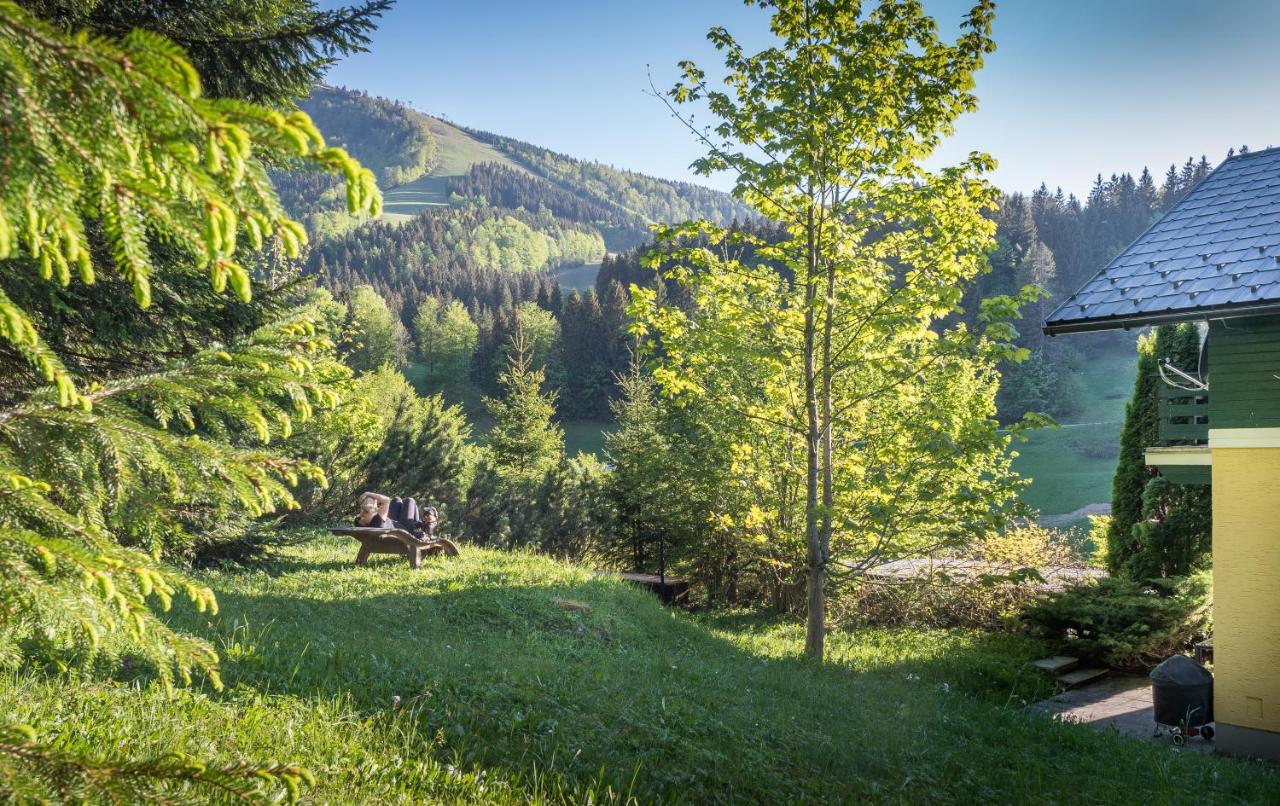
[1209,317,1280,428]
[1208,316,1280,759]
[1212,446,1280,757]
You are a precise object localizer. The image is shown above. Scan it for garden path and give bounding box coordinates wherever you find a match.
[1031,676,1214,754]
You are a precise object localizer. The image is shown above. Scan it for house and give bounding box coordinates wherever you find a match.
[1044,146,1280,761]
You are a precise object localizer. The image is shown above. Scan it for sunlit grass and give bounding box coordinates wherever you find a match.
[4,536,1276,802]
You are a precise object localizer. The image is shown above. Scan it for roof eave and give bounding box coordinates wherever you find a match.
[1044,300,1280,336]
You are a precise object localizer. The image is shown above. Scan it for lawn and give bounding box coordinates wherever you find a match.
[1011,341,1137,520]
[5,537,1276,802]
[550,261,603,292]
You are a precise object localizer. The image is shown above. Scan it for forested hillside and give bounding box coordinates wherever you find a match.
[303,86,437,186]
[277,85,751,248]
[282,85,1232,517]
[277,86,753,421]
[464,128,755,244]
[979,156,1217,423]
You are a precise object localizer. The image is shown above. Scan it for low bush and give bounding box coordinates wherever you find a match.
[1019,572,1211,670]
[835,524,1083,629]
[835,576,1040,629]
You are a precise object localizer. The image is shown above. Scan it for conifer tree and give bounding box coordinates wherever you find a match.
[1107,323,1210,577]
[603,362,676,572]
[484,332,564,480]
[19,0,391,104]
[0,3,379,798]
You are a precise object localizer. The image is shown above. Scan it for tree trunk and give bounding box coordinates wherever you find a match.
[819,224,836,651]
[803,202,825,660]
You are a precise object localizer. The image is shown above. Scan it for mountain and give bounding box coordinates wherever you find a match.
[281,85,754,253]
[286,85,759,421]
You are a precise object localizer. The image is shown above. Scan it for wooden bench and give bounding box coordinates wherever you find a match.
[331,527,460,569]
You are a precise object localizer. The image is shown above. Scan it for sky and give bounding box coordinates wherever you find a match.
[320,0,1280,197]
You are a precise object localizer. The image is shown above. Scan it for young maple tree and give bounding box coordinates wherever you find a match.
[634,0,1038,658]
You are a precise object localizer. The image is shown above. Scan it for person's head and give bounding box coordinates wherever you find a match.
[358,494,378,515]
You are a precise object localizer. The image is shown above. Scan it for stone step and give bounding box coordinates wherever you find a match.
[1031,655,1080,674]
[1057,667,1110,689]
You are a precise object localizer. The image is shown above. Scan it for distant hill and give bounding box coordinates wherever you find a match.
[301,86,437,187]
[281,85,753,251]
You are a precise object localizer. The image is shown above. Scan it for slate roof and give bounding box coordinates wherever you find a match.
[1045,146,1280,334]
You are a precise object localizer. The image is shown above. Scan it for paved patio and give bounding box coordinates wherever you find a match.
[1031,675,1215,754]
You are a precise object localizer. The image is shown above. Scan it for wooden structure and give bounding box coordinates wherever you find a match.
[331,526,460,569]
[617,572,690,605]
[1045,146,1280,761]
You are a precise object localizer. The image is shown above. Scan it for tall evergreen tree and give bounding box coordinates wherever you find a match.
[20,0,391,104]
[603,362,677,572]
[1107,324,1209,577]
[484,332,563,480]
[0,3,378,798]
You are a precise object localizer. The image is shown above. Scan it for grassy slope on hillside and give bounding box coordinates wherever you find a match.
[380,116,524,223]
[550,260,603,292]
[1012,345,1136,518]
[4,538,1277,802]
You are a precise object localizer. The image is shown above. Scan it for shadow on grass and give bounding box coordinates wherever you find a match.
[159,554,1278,803]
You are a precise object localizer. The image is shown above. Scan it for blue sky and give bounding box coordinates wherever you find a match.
[320,0,1280,197]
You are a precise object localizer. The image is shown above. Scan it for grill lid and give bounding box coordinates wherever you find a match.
[1150,654,1213,685]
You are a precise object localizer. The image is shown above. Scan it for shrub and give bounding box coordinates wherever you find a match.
[834,525,1083,629]
[971,522,1080,568]
[1019,573,1211,670]
[288,366,473,523]
[834,576,1037,629]
[1085,514,1111,568]
[462,453,607,559]
[1122,476,1212,580]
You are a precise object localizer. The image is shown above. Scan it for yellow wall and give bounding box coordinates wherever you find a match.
[1213,446,1280,733]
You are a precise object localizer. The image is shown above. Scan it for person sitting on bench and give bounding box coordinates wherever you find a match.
[355,492,393,528]
[357,493,438,539]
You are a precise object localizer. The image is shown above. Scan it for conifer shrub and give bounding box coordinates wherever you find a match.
[1019,572,1211,669]
[1107,323,1209,577]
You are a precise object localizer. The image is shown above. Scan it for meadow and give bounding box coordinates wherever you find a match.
[5,537,1276,802]
[1010,344,1137,523]
[379,115,526,223]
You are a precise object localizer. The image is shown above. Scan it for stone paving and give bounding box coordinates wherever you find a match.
[1032,675,1215,754]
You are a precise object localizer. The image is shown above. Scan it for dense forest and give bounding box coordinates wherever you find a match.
[304,137,1227,429]
[463,127,755,244]
[301,85,436,186]
[980,156,1219,421]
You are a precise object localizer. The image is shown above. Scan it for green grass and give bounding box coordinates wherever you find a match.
[1012,344,1137,519]
[563,419,614,457]
[376,116,525,222]
[5,537,1277,802]
[423,116,519,177]
[550,261,602,292]
[380,174,451,218]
